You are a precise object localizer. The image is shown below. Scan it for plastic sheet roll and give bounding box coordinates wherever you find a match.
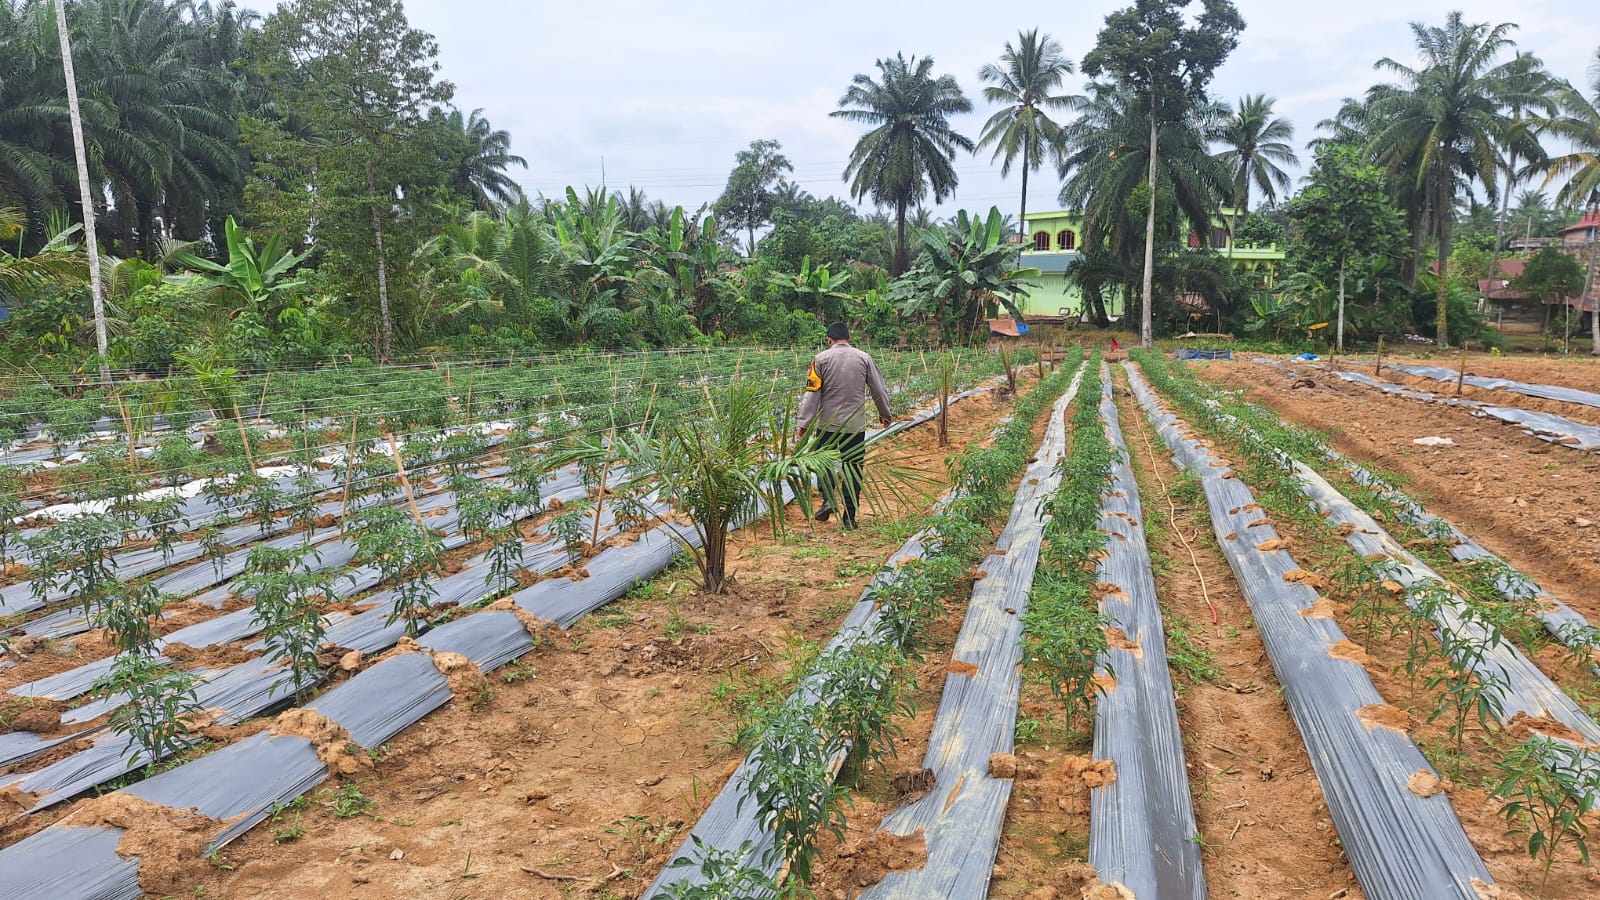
[860,387,1074,898]
[1334,369,1600,452]
[1382,362,1600,409]
[1088,369,1205,897]
[127,730,328,849]
[309,653,453,750]
[0,823,140,900]
[1289,463,1600,752]
[419,610,536,670]
[1126,361,1496,900]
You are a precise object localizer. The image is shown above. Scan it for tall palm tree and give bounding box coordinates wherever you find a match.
[1486,52,1558,285]
[443,108,526,210]
[1367,12,1519,345]
[975,29,1078,237]
[832,52,973,275]
[1213,94,1297,247]
[1540,48,1600,209]
[1058,83,1230,327]
[52,0,108,382]
[1539,47,1600,352]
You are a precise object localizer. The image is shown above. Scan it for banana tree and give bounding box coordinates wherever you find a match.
[168,217,308,312]
[767,255,852,322]
[893,207,1039,341]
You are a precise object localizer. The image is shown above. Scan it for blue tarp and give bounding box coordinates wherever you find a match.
[1173,349,1232,361]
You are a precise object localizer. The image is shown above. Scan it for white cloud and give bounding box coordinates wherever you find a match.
[254,0,1598,216]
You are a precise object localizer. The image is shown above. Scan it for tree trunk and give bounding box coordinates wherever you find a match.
[1588,233,1600,356]
[1489,147,1517,285]
[747,223,755,259]
[893,197,908,276]
[1337,261,1347,352]
[1435,177,1452,347]
[55,0,109,385]
[367,168,392,362]
[1019,147,1029,248]
[1140,111,1158,349]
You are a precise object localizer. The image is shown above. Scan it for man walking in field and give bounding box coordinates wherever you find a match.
[797,321,892,531]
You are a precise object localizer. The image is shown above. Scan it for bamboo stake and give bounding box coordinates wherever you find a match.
[255,372,272,420]
[385,430,425,528]
[231,403,257,471]
[115,396,137,473]
[1374,335,1385,377]
[1455,344,1468,396]
[339,414,360,526]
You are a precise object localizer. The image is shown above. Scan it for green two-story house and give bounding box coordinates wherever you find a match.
[1016,209,1286,320]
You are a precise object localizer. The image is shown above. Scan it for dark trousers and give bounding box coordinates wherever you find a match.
[813,430,866,522]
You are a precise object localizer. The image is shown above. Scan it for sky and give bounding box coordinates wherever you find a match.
[259,1,1598,220]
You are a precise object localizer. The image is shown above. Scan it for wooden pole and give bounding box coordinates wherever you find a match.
[1374,336,1385,377]
[231,403,257,471]
[385,430,425,528]
[339,414,360,525]
[1455,344,1467,396]
[255,372,271,420]
[115,396,137,474]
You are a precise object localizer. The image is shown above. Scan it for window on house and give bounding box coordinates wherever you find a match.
[1211,227,1228,249]
[1032,231,1050,251]
[1057,230,1076,250]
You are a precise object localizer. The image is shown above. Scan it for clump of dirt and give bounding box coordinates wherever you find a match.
[0,785,38,818]
[1103,627,1142,656]
[429,651,488,699]
[269,708,372,777]
[1506,711,1587,745]
[160,642,259,670]
[1327,639,1374,667]
[1060,756,1117,789]
[1300,598,1337,619]
[948,659,979,676]
[1408,771,1451,798]
[891,767,935,802]
[62,793,225,897]
[1283,568,1329,590]
[1356,703,1412,733]
[989,753,1018,779]
[1092,582,1127,601]
[1092,672,1117,695]
[836,829,927,889]
[0,697,65,734]
[484,598,562,643]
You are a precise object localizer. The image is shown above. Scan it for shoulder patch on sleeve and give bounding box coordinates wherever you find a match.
[805,363,822,393]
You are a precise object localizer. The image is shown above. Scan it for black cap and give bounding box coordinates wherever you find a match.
[826,321,850,341]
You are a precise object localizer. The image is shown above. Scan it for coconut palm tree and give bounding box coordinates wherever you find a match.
[1539,47,1600,352]
[1058,83,1231,326]
[52,0,108,382]
[1366,12,1519,345]
[1540,47,1600,210]
[975,29,1079,236]
[440,108,526,210]
[1213,94,1297,245]
[832,52,973,275]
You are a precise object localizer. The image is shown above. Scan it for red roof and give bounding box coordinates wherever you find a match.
[1477,259,1529,299]
[1562,212,1600,234]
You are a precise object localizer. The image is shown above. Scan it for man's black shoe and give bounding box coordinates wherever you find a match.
[842,518,859,531]
[814,504,834,522]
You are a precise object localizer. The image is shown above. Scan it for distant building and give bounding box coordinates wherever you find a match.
[1015,209,1286,320]
[1561,212,1600,250]
[1482,213,1600,333]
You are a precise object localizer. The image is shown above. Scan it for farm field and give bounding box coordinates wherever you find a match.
[3,347,1600,900]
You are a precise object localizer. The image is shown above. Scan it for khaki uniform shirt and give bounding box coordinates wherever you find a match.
[798,343,892,433]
